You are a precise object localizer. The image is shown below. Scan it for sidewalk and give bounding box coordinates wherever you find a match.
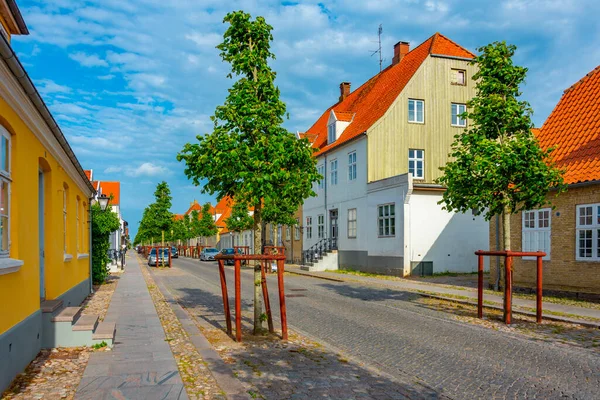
[286,266,600,325]
[75,254,188,400]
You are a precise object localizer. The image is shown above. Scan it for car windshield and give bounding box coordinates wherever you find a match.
[222,249,235,255]
[205,248,218,253]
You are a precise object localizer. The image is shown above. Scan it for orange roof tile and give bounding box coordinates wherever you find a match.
[536,65,600,185]
[84,170,92,181]
[215,205,232,228]
[173,214,184,221]
[307,33,474,156]
[97,181,120,205]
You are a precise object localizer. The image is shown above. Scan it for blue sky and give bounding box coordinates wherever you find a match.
[12,0,600,240]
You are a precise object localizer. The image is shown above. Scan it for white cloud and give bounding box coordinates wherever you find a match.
[98,74,115,80]
[35,79,72,95]
[104,166,123,173]
[69,51,108,67]
[126,162,169,177]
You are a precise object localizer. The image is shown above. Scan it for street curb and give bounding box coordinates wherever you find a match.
[418,292,600,329]
[145,261,252,400]
[285,269,345,282]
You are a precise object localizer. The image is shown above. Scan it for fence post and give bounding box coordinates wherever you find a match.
[504,255,513,324]
[277,258,288,340]
[218,259,232,335]
[536,255,543,323]
[234,259,242,342]
[478,254,484,319]
[261,261,274,333]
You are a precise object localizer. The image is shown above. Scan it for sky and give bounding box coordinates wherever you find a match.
[12,0,600,240]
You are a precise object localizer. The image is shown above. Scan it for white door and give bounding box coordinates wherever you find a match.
[39,169,45,300]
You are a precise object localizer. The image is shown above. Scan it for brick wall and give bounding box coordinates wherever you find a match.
[489,184,600,294]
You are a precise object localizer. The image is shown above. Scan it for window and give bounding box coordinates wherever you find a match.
[328,123,336,143]
[330,159,338,185]
[286,226,291,241]
[348,208,357,238]
[318,215,325,239]
[317,165,324,189]
[576,204,600,261]
[378,204,395,237]
[294,218,300,241]
[348,151,357,181]
[408,99,424,123]
[0,129,10,256]
[76,198,80,253]
[451,103,467,127]
[408,149,424,179]
[306,217,312,239]
[63,184,68,253]
[522,209,551,260]
[452,69,466,85]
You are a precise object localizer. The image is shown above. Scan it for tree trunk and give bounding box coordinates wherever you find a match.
[253,203,264,334]
[502,206,511,322]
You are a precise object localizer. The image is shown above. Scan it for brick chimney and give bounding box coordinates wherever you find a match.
[339,82,351,102]
[392,41,410,65]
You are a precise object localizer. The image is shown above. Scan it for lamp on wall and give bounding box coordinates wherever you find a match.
[98,194,110,211]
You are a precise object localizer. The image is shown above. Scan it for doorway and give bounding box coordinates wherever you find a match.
[39,169,45,301]
[329,209,338,249]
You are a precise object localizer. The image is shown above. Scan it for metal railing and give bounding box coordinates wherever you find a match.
[301,237,337,265]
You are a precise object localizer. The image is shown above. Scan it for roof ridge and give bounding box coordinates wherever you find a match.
[431,32,476,58]
[428,32,438,54]
[563,65,600,94]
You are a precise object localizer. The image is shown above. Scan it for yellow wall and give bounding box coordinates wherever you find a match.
[367,56,477,183]
[0,94,90,335]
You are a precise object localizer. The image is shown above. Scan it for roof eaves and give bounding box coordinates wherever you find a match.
[6,0,28,34]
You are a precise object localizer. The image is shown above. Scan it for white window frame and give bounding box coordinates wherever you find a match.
[294,218,300,241]
[330,159,338,186]
[63,187,68,254]
[285,226,291,241]
[317,164,324,189]
[0,129,10,257]
[76,199,80,253]
[318,214,325,239]
[452,69,466,85]
[306,216,312,239]
[451,103,467,127]
[348,151,357,181]
[408,99,424,124]
[408,149,424,179]
[576,203,600,261]
[522,208,551,260]
[328,123,336,143]
[378,203,396,237]
[348,208,357,238]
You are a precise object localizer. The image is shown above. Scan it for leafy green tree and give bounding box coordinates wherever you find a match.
[189,209,203,241]
[198,202,218,240]
[91,203,120,284]
[134,181,174,245]
[226,200,254,245]
[177,11,319,333]
[169,218,187,244]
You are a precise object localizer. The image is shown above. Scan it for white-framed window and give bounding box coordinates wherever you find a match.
[348,151,357,181]
[522,208,551,260]
[294,218,300,241]
[0,129,10,256]
[408,99,424,123]
[328,123,336,143]
[452,69,466,85]
[285,226,291,241]
[408,149,424,179]
[317,164,324,189]
[330,159,338,185]
[576,204,600,261]
[318,214,325,239]
[451,103,467,127]
[348,208,357,238]
[76,198,80,253]
[63,184,68,254]
[378,204,395,237]
[306,216,312,239]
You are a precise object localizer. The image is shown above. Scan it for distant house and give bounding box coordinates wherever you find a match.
[489,65,600,295]
[301,33,489,275]
[88,170,127,254]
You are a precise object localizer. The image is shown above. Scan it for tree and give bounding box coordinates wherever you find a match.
[226,200,254,245]
[189,209,203,243]
[91,203,120,284]
[134,181,174,245]
[198,202,218,241]
[170,218,187,244]
[177,11,320,333]
[437,42,564,298]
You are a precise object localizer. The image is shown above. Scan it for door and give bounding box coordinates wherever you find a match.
[38,169,45,301]
[329,209,338,248]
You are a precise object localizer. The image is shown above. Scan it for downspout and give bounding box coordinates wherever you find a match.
[324,154,328,239]
[88,200,93,294]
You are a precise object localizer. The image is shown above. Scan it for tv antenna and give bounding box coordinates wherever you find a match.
[370,24,383,73]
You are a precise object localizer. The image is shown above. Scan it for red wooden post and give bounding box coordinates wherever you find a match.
[260,261,274,333]
[477,254,484,319]
[168,246,172,268]
[277,259,288,340]
[154,247,157,266]
[234,259,242,342]
[536,255,543,323]
[505,255,513,325]
[218,259,232,335]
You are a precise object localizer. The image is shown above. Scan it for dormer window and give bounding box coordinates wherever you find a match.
[328,123,336,143]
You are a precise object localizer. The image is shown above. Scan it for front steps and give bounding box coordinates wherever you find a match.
[41,300,115,348]
[301,250,338,272]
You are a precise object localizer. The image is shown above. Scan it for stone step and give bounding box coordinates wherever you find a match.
[41,299,63,313]
[92,321,116,340]
[73,315,99,332]
[51,306,82,323]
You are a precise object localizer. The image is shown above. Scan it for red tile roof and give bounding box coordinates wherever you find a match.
[173,214,184,221]
[305,33,474,156]
[94,181,120,205]
[84,170,92,181]
[536,65,600,185]
[185,200,203,215]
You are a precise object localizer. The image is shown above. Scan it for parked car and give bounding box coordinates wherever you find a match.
[221,248,246,265]
[200,248,219,261]
[171,246,178,258]
[148,248,170,266]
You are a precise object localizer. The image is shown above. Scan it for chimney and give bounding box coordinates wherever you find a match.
[392,41,410,65]
[339,82,351,102]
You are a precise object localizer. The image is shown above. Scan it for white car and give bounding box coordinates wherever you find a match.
[200,248,219,261]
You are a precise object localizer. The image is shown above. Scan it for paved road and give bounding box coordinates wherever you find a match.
[159,257,600,399]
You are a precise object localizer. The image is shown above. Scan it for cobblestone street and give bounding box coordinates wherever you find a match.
[152,257,600,400]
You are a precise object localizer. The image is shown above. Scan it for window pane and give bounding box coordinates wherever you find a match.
[416,101,423,122]
[1,136,7,173]
[0,180,7,252]
[390,204,395,216]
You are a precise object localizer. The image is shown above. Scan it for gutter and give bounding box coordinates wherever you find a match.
[429,54,473,62]
[315,131,366,158]
[6,0,29,34]
[0,33,95,194]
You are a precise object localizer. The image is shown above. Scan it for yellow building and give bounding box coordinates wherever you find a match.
[0,2,100,392]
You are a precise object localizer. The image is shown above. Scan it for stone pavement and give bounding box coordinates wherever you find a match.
[286,266,600,322]
[75,254,188,400]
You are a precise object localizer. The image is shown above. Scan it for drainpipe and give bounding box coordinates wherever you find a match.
[324,154,328,239]
[88,200,94,294]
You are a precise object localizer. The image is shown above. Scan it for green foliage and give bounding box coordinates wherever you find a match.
[134,181,174,245]
[177,10,320,248]
[199,202,218,238]
[437,42,565,230]
[189,209,202,238]
[169,218,187,243]
[226,199,254,233]
[92,341,108,350]
[91,203,120,284]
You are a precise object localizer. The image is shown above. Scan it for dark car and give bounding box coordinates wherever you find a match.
[171,246,178,258]
[221,248,245,265]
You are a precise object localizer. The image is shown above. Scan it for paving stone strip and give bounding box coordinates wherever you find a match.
[138,256,230,399]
